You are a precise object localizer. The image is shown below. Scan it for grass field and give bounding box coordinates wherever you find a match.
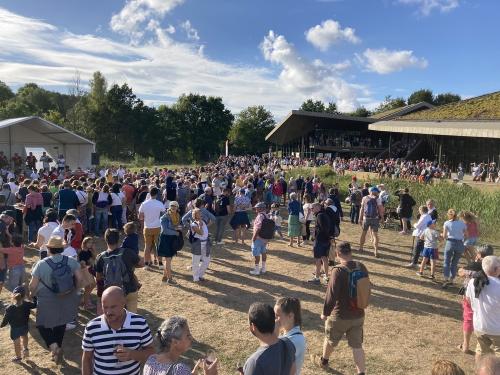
[1,212,497,375]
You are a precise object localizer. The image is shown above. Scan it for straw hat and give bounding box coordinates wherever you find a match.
[46,236,64,249]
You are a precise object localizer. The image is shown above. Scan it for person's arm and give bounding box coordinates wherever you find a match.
[81,350,94,375]
[322,270,339,319]
[377,203,384,222]
[0,306,11,327]
[359,200,365,225]
[29,275,40,298]
[289,361,296,375]
[73,267,85,289]
[442,224,448,240]
[115,343,154,364]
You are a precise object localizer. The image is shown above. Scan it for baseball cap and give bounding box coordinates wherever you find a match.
[254,202,266,209]
[369,187,380,194]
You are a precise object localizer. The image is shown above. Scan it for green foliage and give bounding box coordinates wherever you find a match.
[229,105,275,155]
[288,166,500,243]
[408,89,434,105]
[434,92,461,106]
[349,106,371,117]
[373,96,406,114]
[0,81,14,103]
[300,99,325,113]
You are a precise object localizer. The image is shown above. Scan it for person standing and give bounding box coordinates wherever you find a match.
[138,187,165,269]
[395,188,416,235]
[94,229,144,313]
[243,302,296,375]
[28,235,84,364]
[81,286,154,375]
[311,242,369,375]
[442,209,467,288]
[214,188,231,245]
[56,180,80,221]
[465,256,500,360]
[407,205,431,268]
[23,185,44,242]
[250,202,270,276]
[287,193,303,247]
[157,201,181,284]
[359,187,384,258]
[308,203,332,284]
[302,194,314,244]
[190,208,211,283]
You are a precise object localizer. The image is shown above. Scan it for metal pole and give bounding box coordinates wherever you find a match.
[8,126,12,167]
[438,142,442,164]
[388,134,392,157]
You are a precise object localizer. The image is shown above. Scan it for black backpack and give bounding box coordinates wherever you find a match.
[258,213,275,240]
[324,207,340,238]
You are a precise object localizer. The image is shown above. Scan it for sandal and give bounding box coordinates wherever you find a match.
[11,356,22,363]
[457,344,474,355]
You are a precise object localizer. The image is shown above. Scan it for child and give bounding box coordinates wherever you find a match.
[122,222,139,255]
[417,220,440,279]
[0,286,36,362]
[79,237,96,310]
[460,211,479,262]
[270,203,284,239]
[0,235,25,292]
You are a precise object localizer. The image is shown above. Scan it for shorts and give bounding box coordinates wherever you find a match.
[251,239,267,257]
[313,241,330,259]
[10,325,29,340]
[143,227,161,250]
[421,247,437,260]
[325,316,364,349]
[362,218,379,232]
[475,332,500,355]
[464,237,478,246]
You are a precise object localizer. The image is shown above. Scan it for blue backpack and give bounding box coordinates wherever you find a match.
[41,256,75,296]
[363,197,379,219]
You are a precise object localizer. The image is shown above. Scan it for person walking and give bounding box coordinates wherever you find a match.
[407,205,431,268]
[359,187,384,258]
[28,235,84,364]
[308,203,332,285]
[82,286,154,375]
[92,184,112,236]
[395,188,416,235]
[311,242,369,375]
[229,188,251,245]
[157,201,182,284]
[442,209,467,288]
[138,187,165,269]
[214,188,231,245]
[287,193,303,247]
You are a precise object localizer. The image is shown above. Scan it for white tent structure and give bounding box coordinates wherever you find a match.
[0,116,95,170]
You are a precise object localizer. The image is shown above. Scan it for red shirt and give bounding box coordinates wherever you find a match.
[0,246,24,268]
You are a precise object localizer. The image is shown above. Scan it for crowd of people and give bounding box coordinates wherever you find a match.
[0,154,498,375]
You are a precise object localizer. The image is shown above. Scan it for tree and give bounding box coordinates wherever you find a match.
[325,102,338,114]
[174,94,234,161]
[349,106,370,117]
[300,99,325,113]
[373,96,406,114]
[229,106,275,155]
[434,92,461,106]
[408,89,434,105]
[0,81,14,103]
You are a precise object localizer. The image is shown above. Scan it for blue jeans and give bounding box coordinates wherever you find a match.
[215,215,229,242]
[94,208,108,235]
[28,220,42,242]
[350,205,360,224]
[443,239,464,279]
[110,205,123,230]
[7,265,25,292]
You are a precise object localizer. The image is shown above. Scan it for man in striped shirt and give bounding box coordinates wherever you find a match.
[82,286,154,375]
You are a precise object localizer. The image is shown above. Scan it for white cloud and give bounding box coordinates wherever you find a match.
[398,0,460,15]
[305,20,360,51]
[261,30,361,111]
[0,7,375,116]
[166,25,176,34]
[110,0,184,41]
[357,48,428,74]
[180,20,200,41]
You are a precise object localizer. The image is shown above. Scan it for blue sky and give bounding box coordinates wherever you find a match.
[0,0,499,117]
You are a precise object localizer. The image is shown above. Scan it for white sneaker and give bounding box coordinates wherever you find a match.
[216,241,224,245]
[249,268,260,275]
[65,322,77,330]
[260,267,266,274]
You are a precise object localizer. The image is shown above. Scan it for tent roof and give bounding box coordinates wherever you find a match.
[0,116,94,145]
[265,110,375,145]
[369,120,500,139]
[369,102,434,120]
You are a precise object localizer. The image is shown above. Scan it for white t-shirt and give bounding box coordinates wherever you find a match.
[139,198,165,228]
[37,222,59,253]
[466,276,500,335]
[110,192,124,206]
[191,221,208,240]
[8,182,19,194]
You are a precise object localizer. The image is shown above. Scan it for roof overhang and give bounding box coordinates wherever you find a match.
[369,120,500,139]
[0,116,95,145]
[266,110,376,145]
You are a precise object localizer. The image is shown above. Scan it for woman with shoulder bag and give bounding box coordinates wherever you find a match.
[158,201,182,285]
[190,209,211,283]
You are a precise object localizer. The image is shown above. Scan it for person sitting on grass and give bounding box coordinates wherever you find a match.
[0,286,36,363]
[416,220,441,279]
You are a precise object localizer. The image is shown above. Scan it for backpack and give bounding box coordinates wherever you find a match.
[324,206,340,238]
[41,256,75,296]
[363,197,379,219]
[101,249,130,290]
[258,213,275,240]
[335,262,371,310]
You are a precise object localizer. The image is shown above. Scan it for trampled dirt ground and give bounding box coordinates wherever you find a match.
[1,216,496,374]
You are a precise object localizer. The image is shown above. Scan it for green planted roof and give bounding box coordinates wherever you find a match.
[398,91,500,121]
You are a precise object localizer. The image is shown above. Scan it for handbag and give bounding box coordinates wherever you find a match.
[299,212,306,224]
[172,230,185,251]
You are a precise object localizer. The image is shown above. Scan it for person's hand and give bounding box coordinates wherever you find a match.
[320,314,327,321]
[203,358,218,375]
[457,268,466,277]
[114,346,133,362]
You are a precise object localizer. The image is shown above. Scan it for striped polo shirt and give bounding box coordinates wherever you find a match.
[82,310,153,375]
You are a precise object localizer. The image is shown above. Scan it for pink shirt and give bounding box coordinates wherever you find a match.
[24,192,43,211]
[0,246,24,268]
